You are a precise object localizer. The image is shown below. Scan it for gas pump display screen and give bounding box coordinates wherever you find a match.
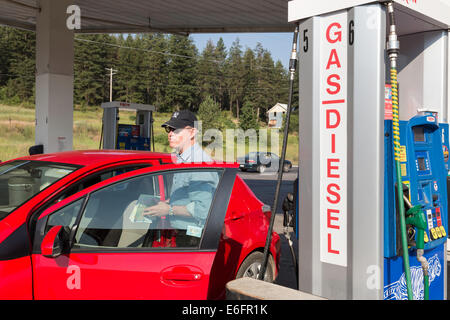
[413,127,425,142]
[418,157,426,171]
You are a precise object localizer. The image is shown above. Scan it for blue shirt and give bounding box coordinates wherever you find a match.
[174,143,213,164]
[169,143,219,230]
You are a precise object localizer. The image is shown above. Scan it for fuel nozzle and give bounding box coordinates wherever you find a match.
[405,203,430,299]
[405,205,427,250]
[400,182,430,299]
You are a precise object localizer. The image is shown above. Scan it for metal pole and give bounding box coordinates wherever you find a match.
[258,24,299,281]
[106,67,118,102]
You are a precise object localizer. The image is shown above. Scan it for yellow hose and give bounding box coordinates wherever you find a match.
[391,69,401,161]
[390,65,413,299]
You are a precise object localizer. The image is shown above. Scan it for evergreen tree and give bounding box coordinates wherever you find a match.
[115,34,145,103]
[254,43,276,122]
[214,38,227,110]
[0,25,292,122]
[164,35,198,112]
[141,33,168,107]
[196,40,219,101]
[272,60,289,105]
[74,34,115,106]
[99,34,120,103]
[1,27,35,102]
[226,38,244,119]
[240,100,259,131]
[197,95,223,132]
[242,47,258,116]
[0,27,13,88]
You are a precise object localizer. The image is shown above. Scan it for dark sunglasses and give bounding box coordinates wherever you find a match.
[165,126,192,134]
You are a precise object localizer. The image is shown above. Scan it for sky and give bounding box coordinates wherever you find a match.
[191,32,292,69]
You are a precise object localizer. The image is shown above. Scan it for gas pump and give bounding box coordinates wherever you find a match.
[101,101,155,151]
[384,112,449,300]
[287,0,450,300]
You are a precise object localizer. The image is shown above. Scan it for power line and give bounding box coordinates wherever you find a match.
[74,36,276,71]
[75,37,206,62]
[72,55,284,82]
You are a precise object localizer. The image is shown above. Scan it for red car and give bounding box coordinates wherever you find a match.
[0,150,280,299]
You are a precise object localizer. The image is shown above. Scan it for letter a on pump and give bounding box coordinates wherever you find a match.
[319,12,348,267]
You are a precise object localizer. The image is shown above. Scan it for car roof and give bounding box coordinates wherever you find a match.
[12,149,173,167]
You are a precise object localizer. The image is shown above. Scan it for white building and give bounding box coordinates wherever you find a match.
[267,103,287,128]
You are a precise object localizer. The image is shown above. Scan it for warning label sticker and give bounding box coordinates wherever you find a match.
[399,145,407,162]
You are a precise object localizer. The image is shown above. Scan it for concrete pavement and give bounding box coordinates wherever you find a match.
[238,168,299,290]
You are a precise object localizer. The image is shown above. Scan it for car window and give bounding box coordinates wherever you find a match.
[52,164,152,204]
[45,198,85,233]
[248,152,258,161]
[0,160,80,220]
[74,169,222,249]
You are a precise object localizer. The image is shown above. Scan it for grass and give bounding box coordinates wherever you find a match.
[0,103,299,165]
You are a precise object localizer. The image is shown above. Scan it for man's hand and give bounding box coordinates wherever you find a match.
[143,200,170,217]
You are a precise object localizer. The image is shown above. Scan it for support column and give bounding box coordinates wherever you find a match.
[297,4,385,299]
[35,0,74,153]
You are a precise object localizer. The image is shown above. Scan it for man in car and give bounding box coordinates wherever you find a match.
[143,110,218,246]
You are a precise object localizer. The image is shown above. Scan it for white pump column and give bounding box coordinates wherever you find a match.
[35,0,74,153]
[289,0,450,300]
[292,4,386,300]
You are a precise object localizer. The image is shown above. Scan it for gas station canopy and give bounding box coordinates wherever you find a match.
[289,0,450,36]
[0,0,294,34]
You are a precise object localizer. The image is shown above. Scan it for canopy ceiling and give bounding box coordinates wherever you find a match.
[0,0,295,34]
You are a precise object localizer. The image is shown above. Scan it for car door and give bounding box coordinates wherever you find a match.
[31,165,236,299]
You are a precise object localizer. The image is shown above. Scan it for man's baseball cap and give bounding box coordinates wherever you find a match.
[161,110,197,129]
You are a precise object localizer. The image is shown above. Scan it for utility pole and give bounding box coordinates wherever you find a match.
[105,67,118,102]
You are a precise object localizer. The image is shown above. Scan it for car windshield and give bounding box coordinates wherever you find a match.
[0,160,80,220]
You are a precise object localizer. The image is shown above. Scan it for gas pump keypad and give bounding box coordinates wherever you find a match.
[424,206,447,241]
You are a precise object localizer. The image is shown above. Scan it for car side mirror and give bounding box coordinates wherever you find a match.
[41,226,70,258]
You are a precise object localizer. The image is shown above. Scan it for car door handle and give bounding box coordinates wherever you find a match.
[161,266,203,282]
[162,272,202,281]
[227,210,245,221]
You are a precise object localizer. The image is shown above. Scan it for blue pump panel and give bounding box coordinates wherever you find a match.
[384,113,448,300]
[116,124,151,151]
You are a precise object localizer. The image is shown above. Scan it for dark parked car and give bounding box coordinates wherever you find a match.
[237,152,292,173]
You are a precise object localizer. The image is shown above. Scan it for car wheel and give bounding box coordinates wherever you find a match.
[282,163,290,172]
[240,168,247,172]
[235,251,275,282]
[257,165,265,173]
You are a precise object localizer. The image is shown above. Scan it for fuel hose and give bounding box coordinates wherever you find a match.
[386,2,413,300]
[258,24,299,281]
